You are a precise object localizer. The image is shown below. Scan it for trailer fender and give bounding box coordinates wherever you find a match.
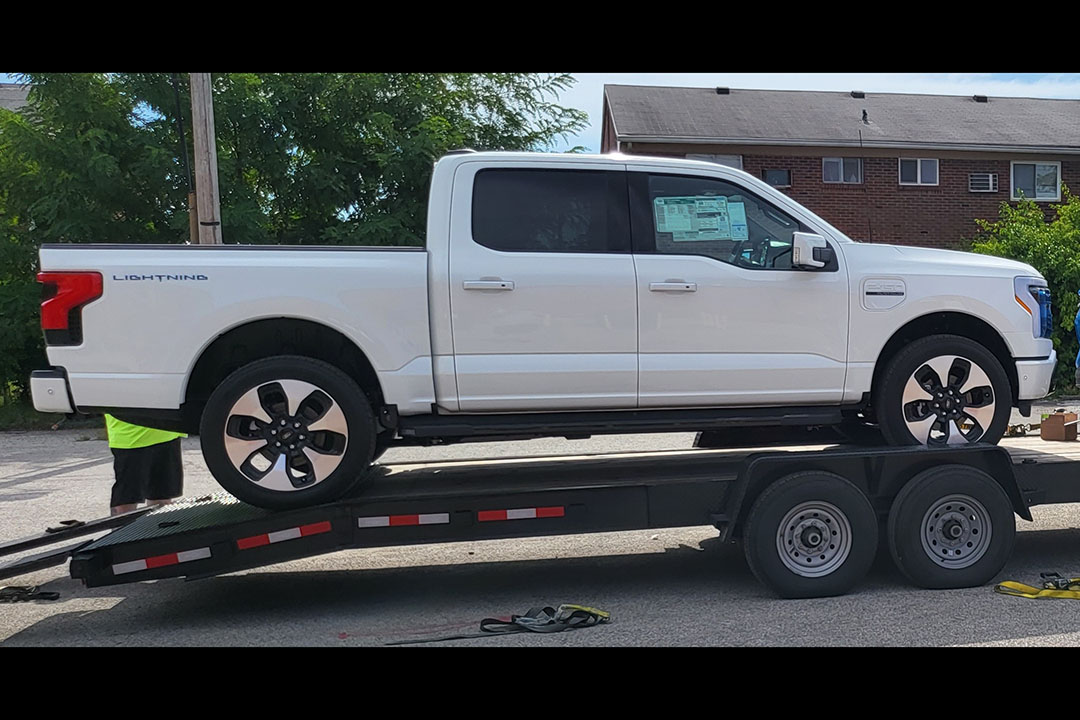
[718,444,1030,542]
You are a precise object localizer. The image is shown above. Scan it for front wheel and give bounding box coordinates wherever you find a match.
[876,334,1011,447]
[200,356,376,509]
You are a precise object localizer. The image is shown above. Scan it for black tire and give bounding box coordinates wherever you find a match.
[876,334,1010,447]
[200,355,376,509]
[743,471,878,598]
[887,465,1015,589]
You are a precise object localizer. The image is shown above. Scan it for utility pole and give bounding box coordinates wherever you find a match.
[189,72,222,244]
[170,74,198,245]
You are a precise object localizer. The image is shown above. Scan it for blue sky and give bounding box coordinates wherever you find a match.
[7,73,1079,153]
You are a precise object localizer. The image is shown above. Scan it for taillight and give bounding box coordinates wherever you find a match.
[36,271,103,345]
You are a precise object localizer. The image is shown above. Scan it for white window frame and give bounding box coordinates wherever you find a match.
[823,157,862,184]
[1011,161,1061,202]
[898,158,939,186]
[763,168,792,188]
[686,153,743,169]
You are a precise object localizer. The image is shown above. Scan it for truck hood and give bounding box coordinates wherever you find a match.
[843,242,1042,279]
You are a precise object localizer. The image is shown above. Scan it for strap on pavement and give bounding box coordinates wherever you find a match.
[385,604,611,645]
[995,573,1080,600]
[0,585,61,603]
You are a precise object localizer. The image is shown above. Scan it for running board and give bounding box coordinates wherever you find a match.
[398,406,843,440]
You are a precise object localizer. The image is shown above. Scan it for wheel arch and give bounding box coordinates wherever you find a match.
[870,311,1019,407]
[180,317,385,434]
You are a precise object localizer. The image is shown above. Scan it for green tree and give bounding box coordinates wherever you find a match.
[0,72,588,403]
[971,188,1080,390]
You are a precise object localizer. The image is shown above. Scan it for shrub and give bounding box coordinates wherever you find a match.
[971,188,1080,391]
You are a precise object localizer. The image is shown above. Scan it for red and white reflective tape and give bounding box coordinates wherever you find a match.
[112,547,211,576]
[358,513,450,528]
[236,520,332,550]
[477,506,565,523]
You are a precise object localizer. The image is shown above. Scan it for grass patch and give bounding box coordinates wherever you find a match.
[0,399,64,431]
[0,397,102,432]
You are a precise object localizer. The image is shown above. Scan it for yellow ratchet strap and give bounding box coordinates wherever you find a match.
[995,573,1080,599]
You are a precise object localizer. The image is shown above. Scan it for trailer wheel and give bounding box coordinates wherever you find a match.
[743,472,878,598]
[887,465,1015,589]
[200,355,376,509]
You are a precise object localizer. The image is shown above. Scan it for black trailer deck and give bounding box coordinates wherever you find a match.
[4,436,1080,597]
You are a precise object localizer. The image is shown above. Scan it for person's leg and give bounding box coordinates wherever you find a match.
[144,438,184,507]
[110,446,148,515]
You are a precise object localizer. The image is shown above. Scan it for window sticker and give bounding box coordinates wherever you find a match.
[727,201,748,240]
[654,196,731,242]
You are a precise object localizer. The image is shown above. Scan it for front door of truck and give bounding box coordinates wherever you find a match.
[448,162,638,412]
[629,169,849,407]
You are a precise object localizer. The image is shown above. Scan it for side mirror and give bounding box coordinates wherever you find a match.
[792,232,831,269]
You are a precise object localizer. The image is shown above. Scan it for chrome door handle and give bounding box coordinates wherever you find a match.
[463,280,515,291]
[649,281,697,292]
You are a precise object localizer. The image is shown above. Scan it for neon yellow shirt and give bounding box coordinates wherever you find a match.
[105,414,187,450]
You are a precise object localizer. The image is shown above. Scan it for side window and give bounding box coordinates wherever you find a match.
[631,173,805,270]
[471,168,629,253]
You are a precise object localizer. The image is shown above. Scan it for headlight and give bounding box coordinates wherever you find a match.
[1014,276,1052,338]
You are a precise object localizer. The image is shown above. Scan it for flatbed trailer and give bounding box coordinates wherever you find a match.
[4,436,1080,599]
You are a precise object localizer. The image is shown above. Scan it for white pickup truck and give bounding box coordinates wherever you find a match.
[31,151,1056,509]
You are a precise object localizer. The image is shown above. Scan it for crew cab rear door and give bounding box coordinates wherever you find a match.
[448,160,637,412]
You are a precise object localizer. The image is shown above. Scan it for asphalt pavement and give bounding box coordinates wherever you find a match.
[1,422,1079,647]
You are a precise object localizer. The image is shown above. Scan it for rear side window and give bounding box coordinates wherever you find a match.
[471,169,629,253]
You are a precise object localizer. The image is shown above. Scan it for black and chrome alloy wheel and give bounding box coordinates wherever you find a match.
[877,335,1010,448]
[224,379,349,492]
[901,355,995,445]
[201,356,376,509]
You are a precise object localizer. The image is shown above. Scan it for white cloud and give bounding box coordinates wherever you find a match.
[554,73,1080,152]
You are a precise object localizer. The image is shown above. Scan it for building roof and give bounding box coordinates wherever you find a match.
[604,85,1080,154]
[0,83,30,112]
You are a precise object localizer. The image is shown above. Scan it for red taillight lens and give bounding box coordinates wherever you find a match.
[37,271,103,332]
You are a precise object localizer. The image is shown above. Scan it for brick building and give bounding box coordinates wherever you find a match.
[601,85,1080,249]
[0,83,29,112]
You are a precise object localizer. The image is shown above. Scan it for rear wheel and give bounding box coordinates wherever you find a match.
[743,471,878,598]
[876,334,1010,447]
[200,356,376,509]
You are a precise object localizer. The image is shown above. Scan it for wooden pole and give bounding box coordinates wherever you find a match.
[189,73,222,244]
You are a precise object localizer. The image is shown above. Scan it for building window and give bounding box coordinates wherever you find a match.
[899,158,939,186]
[1011,161,1061,201]
[823,157,862,184]
[763,169,792,187]
[968,173,998,193]
[686,154,743,169]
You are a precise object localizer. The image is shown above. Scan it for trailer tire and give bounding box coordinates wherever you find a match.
[743,471,878,599]
[887,465,1015,589]
[200,355,376,509]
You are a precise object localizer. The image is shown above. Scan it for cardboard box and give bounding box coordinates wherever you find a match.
[1040,412,1078,441]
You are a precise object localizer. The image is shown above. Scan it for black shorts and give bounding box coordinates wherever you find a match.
[110,438,184,507]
